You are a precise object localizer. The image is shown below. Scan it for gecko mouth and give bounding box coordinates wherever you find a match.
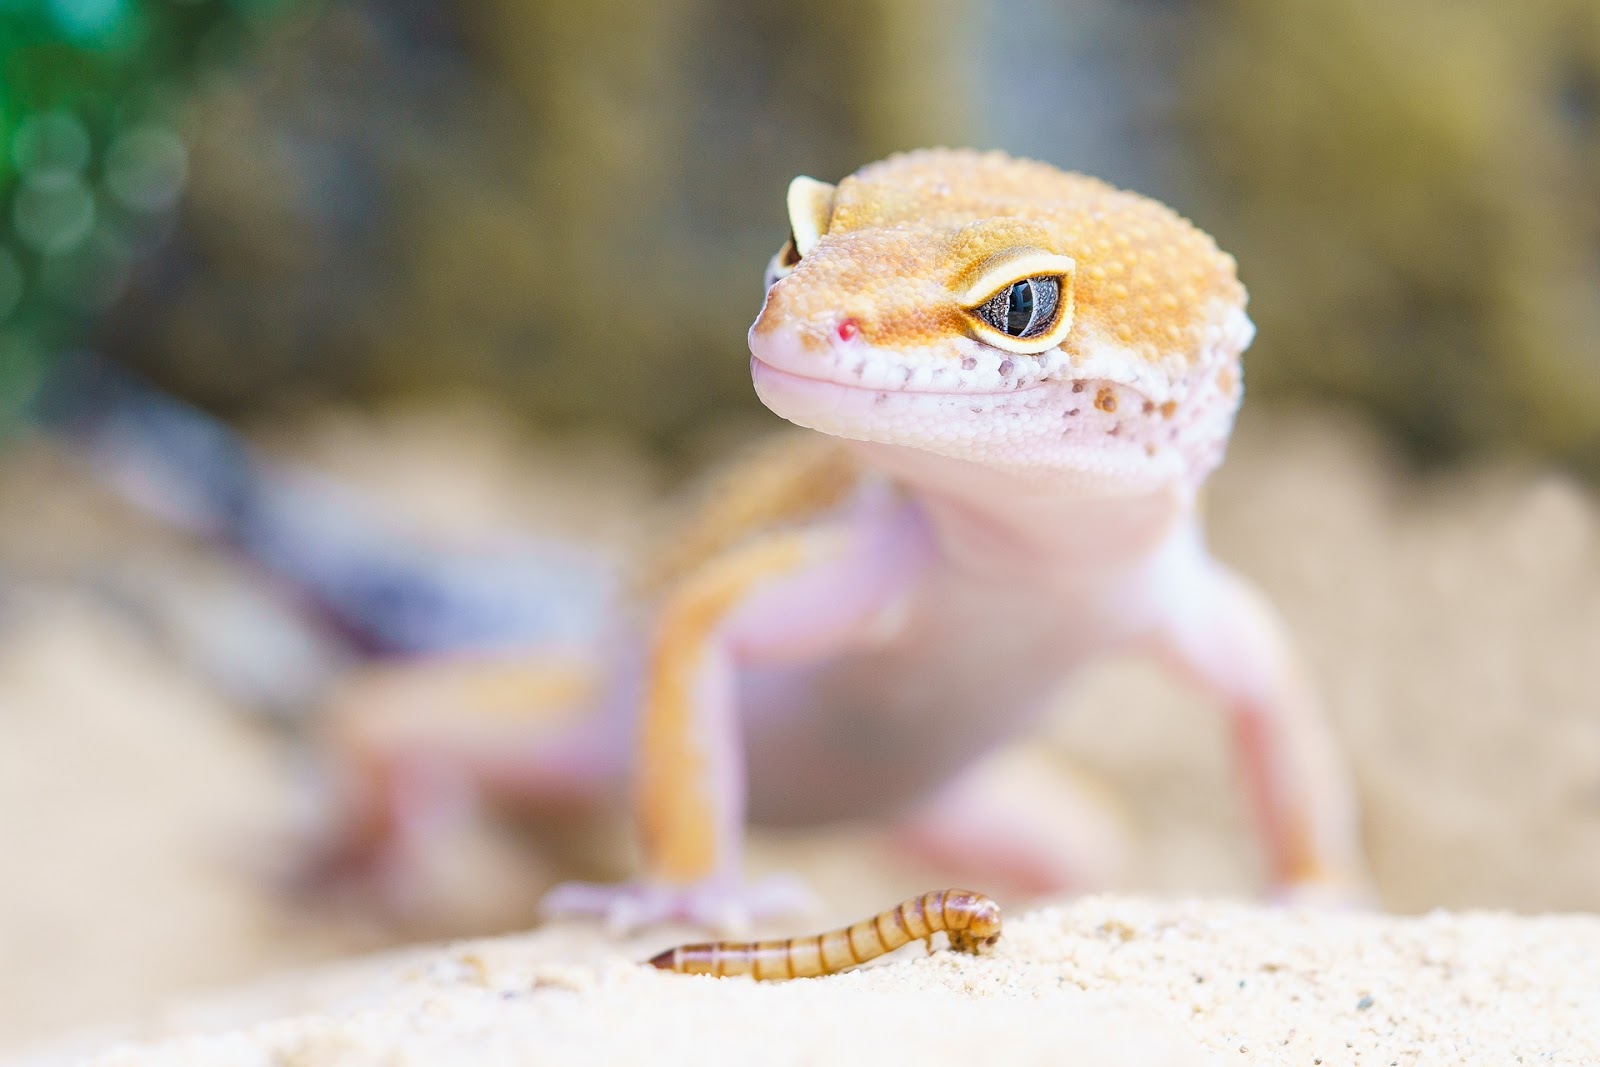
[747,318,1076,396]
[750,347,1197,491]
[750,356,1154,416]
[747,323,1161,442]
[749,355,1051,399]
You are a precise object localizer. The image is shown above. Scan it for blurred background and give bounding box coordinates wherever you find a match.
[2,0,1599,1053]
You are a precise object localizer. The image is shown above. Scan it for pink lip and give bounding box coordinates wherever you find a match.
[750,356,879,423]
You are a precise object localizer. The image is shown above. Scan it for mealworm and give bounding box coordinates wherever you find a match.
[645,888,1001,979]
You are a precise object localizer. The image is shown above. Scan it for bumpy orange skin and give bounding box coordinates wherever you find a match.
[754,149,1245,372]
[749,149,1255,493]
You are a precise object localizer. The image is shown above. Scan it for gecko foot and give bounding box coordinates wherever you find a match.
[540,874,816,936]
[1271,873,1377,910]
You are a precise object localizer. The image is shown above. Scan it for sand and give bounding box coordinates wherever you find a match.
[17,896,1600,1066]
[2,403,1599,1061]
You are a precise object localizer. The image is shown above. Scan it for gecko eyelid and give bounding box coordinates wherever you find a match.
[955,248,1076,354]
[767,174,836,290]
[953,249,1075,306]
[778,233,801,268]
[786,176,836,257]
[765,233,802,288]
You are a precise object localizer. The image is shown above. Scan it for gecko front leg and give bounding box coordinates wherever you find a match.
[543,492,933,933]
[1149,532,1369,901]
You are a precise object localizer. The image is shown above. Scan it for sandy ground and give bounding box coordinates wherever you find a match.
[24,896,1600,1066]
[1,403,1598,1060]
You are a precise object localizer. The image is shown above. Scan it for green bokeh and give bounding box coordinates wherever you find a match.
[0,0,292,431]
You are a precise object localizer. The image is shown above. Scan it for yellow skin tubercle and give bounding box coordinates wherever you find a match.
[762,150,1244,368]
[748,149,1255,493]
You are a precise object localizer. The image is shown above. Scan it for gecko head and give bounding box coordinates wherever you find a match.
[748,149,1254,495]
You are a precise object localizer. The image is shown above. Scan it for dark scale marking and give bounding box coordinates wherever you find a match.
[998,359,1014,376]
[961,355,977,370]
[1071,381,1085,393]
[1065,408,1080,417]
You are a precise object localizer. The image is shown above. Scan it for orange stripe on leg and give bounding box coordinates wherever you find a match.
[636,534,813,883]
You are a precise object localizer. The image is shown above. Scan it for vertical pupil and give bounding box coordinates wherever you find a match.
[1005,280,1035,335]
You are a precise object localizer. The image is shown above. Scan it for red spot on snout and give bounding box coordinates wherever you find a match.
[836,318,860,342]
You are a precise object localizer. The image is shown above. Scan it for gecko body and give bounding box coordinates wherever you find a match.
[327,150,1366,929]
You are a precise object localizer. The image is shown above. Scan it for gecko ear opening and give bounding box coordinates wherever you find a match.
[786,176,837,258]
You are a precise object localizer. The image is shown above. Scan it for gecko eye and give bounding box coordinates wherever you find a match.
[778,233,801,269]
[958,249,1076,354]
[975,276,1060,339]
[766,175,837,289]
[765,233,801,288]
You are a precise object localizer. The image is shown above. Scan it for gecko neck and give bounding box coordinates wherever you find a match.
[852,441,1192,580]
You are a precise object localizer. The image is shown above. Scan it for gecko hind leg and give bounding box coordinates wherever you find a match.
[892,749,1132,899]
[291,649,619,913]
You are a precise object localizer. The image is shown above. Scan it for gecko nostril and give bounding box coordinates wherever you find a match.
[836,318,860,343]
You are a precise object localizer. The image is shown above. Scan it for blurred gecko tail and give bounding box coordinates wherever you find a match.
[31,352,616,657]
[32,351,266,539]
